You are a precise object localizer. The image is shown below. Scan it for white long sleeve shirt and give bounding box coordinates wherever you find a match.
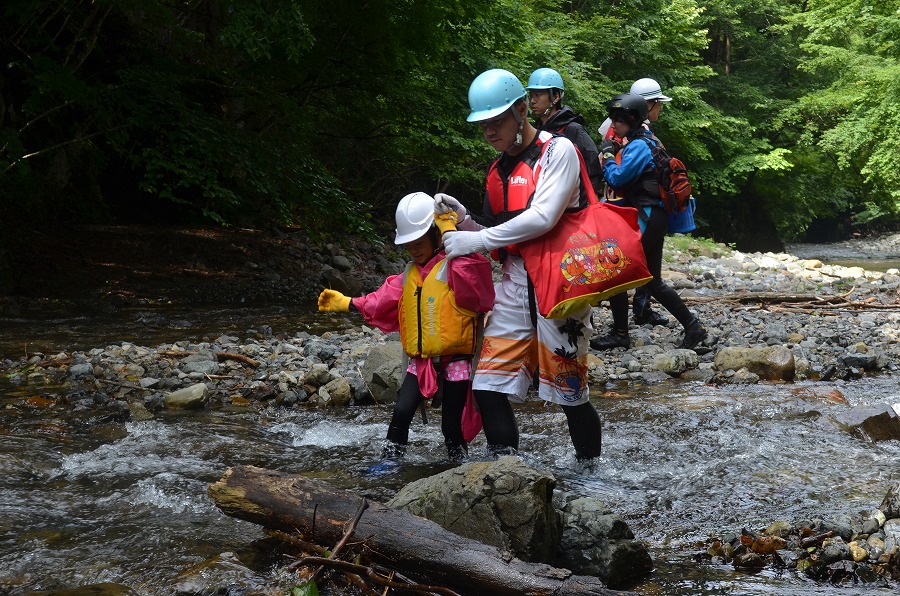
[462,131,582,284]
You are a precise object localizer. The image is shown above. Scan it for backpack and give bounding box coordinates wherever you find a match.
[635,136,692,213]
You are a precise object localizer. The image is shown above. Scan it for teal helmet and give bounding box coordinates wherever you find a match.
[466,69,527,123]
[526,68,564,91]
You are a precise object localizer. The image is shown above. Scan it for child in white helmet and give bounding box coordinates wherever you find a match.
[318,192,495,462]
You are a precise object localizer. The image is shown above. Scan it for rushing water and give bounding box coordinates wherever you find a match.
[2,242,900,595]
[3,344,900,594]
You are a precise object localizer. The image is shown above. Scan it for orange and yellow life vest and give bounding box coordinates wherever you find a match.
[398,260,477,358]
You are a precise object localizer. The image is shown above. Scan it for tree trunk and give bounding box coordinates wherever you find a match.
[208,465,631,596]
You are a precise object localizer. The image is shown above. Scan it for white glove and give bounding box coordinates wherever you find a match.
[434,193,467,222]
[442,230,485,260]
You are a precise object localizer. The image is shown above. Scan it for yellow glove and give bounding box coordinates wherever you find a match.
[318,289,351,312]
[434,211,458,235]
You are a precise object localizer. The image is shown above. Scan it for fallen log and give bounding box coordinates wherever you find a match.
[208,465,631,596]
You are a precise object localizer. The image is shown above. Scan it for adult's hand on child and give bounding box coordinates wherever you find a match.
[442,230,485,260]
[318,289,351,312]
[434,193,467,221]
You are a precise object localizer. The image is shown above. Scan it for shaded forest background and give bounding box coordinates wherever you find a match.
[1,0,898,262]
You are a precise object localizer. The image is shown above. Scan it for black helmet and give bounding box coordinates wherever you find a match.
[606,92,648,123]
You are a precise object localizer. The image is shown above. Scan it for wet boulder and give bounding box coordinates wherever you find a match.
[714,345,795,381]
[164,382,209,409]
[387,457,652,586]
[557,496,654,586]
[387,456,562,564]
[880,481,900,520]
[832,404,900,442]
[652,349,700,376]
[360,341,404,403]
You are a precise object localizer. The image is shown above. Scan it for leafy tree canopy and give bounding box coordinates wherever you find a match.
[1,0,897,247]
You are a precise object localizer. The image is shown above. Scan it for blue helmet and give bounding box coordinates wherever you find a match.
[526,68,565,91]
[466,69,527,123]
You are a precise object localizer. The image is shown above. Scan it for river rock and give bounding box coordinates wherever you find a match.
[67,362,94,378]
[319,377,352,407]
[387,456,562,564]
[557,496,653,586]
[653,349,700,376]
[712,367,761,385]
[819,537,850,564]
[880,482,900,520]
[713,345,795,381]
[164,382,209,409]
[832,404,900,442]
[842,343,888,371]
[360,341,404,403]
[321,267,362,296]
[331,254,352,272]
[303,363,334,388]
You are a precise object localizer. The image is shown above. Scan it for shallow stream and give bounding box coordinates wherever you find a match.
[2,242,900,595]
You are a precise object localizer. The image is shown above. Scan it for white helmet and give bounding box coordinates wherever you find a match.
[630,78,672,102]
[394,192,435,245]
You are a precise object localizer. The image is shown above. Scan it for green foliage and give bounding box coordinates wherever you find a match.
[779,0,900,228]
[291,581,319,596]
[0,0,897,245]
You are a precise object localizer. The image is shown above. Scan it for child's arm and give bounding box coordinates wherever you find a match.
[447,254,495,313]
[348,274,403,333]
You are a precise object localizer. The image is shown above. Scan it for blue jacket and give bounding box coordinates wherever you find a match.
[602,130,661,209]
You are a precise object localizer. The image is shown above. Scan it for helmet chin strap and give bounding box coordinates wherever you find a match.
[542,89,563,117]
[511,108,524,149]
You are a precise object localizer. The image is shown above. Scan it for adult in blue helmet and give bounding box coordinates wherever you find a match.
[526,68,603,196]
[432,68,603,467]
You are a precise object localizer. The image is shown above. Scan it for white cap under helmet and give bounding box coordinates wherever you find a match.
[394,192,436,245]
[630,78,672,102]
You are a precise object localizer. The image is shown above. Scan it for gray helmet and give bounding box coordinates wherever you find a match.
[630,78,672,102]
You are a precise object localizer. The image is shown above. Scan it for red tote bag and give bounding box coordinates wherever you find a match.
[518,199,652,319]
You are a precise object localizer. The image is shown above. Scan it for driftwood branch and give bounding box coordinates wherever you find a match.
[684,288,900,312]
[298,556,461,596]
[264,529,328,556]
[799,531,834,549]
[158,350,260,368]
[208,465,628,596]
[307,498,367,583]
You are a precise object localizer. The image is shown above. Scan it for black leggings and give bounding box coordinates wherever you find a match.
[473,390,519,453]
[386,372,468,451]
[474,391,602,459]
[561,401,603,459]
[610,206,695,331]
